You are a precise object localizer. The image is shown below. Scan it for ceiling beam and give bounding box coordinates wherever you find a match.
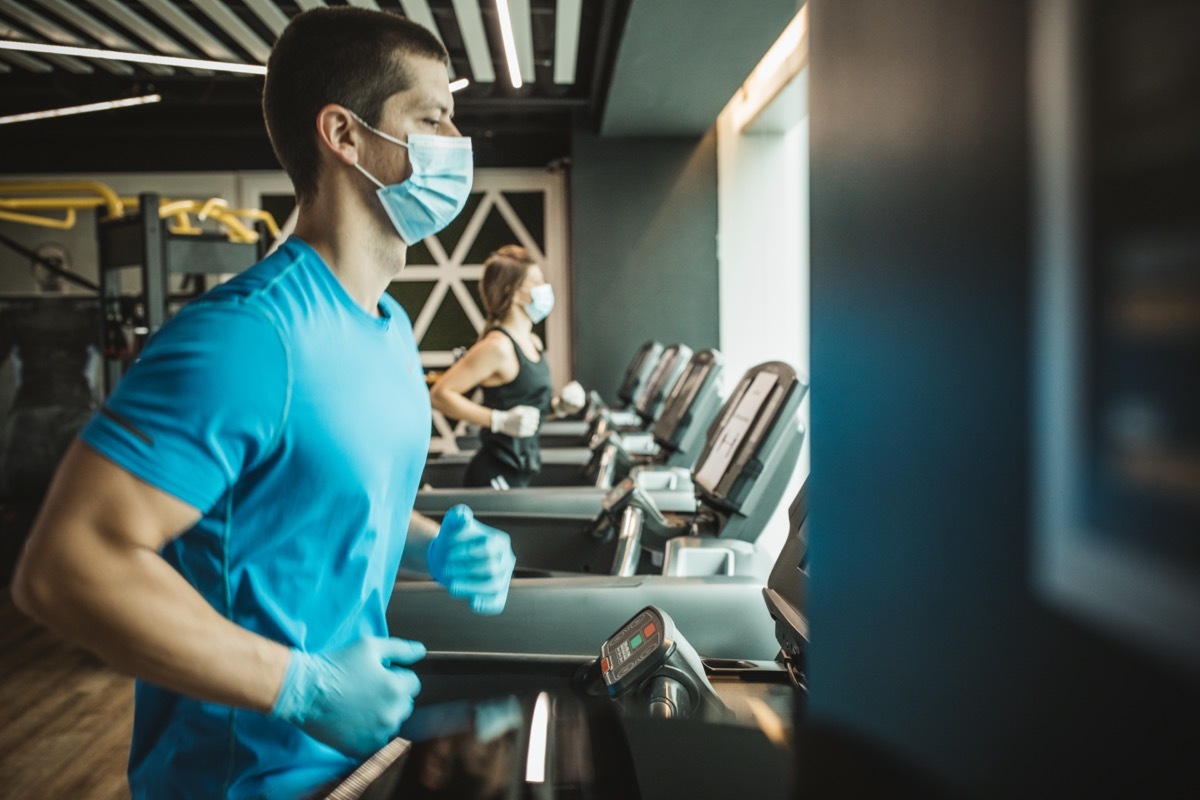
[553,0,581,85]
[138,0,240,62]
[0,49,52,73]
[399,0,457,79]
[192,0,272,63]
[451,0,496,83]
[0,0,130,74]
[83,0,197,59]
[242,0,291,38]
[30,0,174,75]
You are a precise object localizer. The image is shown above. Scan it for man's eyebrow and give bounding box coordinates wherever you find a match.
[417,96,453,117]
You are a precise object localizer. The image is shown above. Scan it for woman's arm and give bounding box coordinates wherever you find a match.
[429,332,518,427]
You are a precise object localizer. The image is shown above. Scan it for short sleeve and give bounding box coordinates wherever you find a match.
[80,301,290,512]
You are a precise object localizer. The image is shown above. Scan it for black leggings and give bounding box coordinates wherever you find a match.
[462,447,536,489]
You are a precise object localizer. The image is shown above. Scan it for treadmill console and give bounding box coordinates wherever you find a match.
[615,340,663,408]
[599,607,670,696]
[595,606,726,721]
[634,343,691,423]
[691,361,805,516]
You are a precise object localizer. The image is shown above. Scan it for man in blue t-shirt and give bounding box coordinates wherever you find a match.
[12,9,516,799]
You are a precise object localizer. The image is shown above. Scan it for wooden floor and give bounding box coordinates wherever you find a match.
[0,590,133,799]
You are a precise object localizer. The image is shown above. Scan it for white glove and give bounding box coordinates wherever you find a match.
[490,405,540,437]
[556,380,586,415]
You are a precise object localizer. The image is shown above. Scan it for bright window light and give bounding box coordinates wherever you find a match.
[449,77,469,93]
[0,94,162,126]
[0,40,267,75]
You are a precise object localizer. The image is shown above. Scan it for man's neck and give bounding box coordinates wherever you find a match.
[291,185,406,316]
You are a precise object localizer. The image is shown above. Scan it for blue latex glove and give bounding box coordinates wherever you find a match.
[427,504,517,615]
[270,636,425,758]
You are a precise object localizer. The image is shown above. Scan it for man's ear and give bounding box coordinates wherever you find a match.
[314,104,361,167]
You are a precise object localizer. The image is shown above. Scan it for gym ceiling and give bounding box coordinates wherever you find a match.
[0,0,798,173]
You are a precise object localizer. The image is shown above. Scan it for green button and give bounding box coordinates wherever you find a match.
[630,634,643,649]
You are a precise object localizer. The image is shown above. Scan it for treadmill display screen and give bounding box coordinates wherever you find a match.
[637,348,679,413]
[694,371,778,494]
[656,359,708,441]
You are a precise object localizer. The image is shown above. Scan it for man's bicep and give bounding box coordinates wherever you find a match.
[36,441,202,554]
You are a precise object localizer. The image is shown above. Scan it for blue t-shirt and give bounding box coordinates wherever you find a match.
[80,237,431,799]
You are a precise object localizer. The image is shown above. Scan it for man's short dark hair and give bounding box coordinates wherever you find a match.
[263,8,449,204]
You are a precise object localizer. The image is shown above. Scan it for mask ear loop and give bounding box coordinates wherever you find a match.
[346,109,411,149]
[353,162,386,189]
[346,108,413,189]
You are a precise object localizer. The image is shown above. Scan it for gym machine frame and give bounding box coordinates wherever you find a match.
[96,192,269,393]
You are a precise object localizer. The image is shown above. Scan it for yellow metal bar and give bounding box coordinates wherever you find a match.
[0,207,77,229]
[0,185,276,244]
[196,197,229,220]
[0,197,106,211]
[205,207,258,243]
[168,212,203,236]
[230,208,281,239]
[157,199,199,217]
[0,181,124,219]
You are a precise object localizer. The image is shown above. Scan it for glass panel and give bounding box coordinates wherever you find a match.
[465,201,524,264]
[387,281,436,324]
[428,191,485,258]
[421,288,477,352]
[503,191,547,251]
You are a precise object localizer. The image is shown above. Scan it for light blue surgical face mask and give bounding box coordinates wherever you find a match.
[525,283,554,324]
[349,111,473,245]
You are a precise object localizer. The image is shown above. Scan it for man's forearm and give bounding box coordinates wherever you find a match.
[16,530,291,713]
[399,511,440,575]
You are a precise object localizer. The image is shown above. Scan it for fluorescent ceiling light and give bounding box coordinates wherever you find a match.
[508,0,534,82]
[495,0,523,88]
[0,94,162,126]
[449,77,469,92]
[0,40,267,74]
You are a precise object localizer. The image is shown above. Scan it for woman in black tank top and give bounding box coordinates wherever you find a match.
[429,245,555,488]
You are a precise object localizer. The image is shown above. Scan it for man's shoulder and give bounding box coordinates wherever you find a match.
[191,239,317,327]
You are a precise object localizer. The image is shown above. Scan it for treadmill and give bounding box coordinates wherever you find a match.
[413,348,726,522]
[452,338,664,453]
[536,338,664,445]
[420,342,693,489]
[390,362,808,659]
[330,477,811,799]
[408,359,811,578]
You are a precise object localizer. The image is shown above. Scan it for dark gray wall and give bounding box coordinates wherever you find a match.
[569,129,719,401]
[601,0,798,136]
[807,2,1200,798]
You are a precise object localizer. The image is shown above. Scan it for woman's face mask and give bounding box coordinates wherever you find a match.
[524,283,555,324]
[349,110,473,245]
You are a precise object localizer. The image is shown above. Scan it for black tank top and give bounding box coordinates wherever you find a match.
[478,327,553,472]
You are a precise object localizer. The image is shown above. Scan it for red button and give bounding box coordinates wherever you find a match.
[601,657,610,673]
[643,622,656,637]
